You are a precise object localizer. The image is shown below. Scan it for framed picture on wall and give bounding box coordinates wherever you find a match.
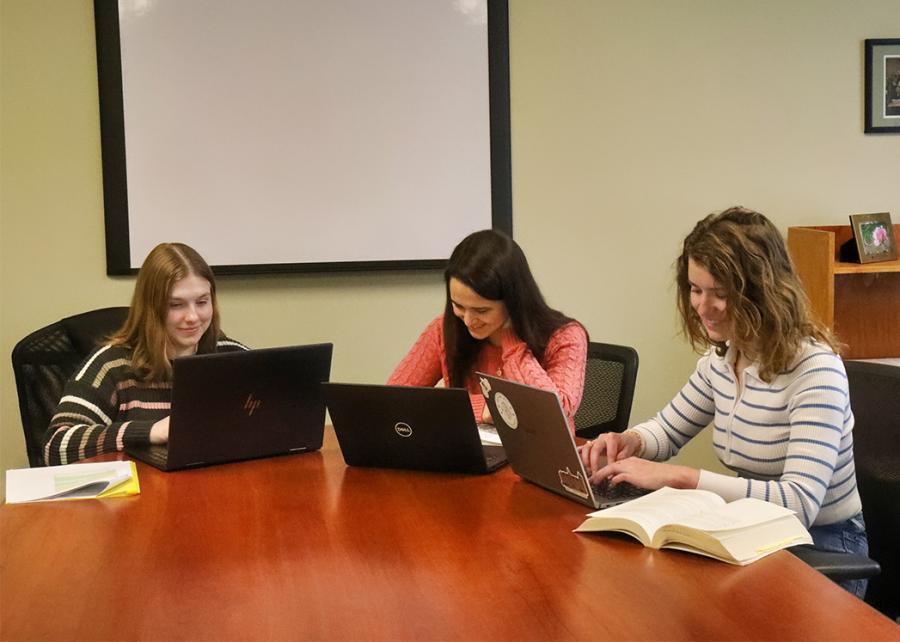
[864,38,900,133]
[844,212,897,264]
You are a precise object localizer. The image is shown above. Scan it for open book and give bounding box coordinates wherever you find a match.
[574,486,812,565]
[5,461,140,504]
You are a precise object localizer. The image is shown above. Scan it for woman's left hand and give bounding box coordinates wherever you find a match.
[591,456,700,490]
[149,416,170,445]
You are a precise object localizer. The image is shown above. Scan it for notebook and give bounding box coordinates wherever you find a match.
[125,343,333,471]
[477,373,648,509]
[322,383,507,474]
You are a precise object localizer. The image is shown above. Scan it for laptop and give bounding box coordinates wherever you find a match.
[126,343,333,471]
[321,383,507,474]
[477,373,648,509]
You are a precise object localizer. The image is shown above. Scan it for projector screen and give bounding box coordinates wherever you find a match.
[95,0,511,274]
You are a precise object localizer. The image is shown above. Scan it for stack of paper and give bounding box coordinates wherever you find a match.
[5,461,140,504]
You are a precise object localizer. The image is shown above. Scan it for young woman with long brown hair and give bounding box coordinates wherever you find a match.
[42,243,246,465]
[580,207,868,597]
[388,229,588,430]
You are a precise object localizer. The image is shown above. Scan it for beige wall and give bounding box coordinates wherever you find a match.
[2,0,898,484]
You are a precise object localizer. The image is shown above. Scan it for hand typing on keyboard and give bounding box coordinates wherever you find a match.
[579,432,641,475]
[580,432,700,491]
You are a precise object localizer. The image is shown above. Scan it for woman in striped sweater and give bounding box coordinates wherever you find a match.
[581,207,868,597]
[42,243,246,465]
[389,229,587,431]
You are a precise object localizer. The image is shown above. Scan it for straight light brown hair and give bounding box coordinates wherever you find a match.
[109,243,221,381]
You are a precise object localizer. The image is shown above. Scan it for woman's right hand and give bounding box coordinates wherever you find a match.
[149,417,170,445]
[579,431,641,476]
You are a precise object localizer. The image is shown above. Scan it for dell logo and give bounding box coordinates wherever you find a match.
[394,422,413,438]
[244,394,262,416]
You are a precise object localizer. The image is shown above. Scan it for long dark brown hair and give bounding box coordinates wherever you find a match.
[443,229,580,387]
[108,243,222,381]
[676,207,839,381]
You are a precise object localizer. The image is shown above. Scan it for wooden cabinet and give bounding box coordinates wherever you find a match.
[787,225,900,359]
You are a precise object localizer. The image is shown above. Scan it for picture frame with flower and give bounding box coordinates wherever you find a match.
[846,212,898,264]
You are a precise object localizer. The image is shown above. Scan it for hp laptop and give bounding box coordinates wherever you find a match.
[126,343,333,471]
[321,383,507,474]
[477,373,647,509]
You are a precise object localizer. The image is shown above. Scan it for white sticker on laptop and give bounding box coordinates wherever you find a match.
[558,467,590,499]
[494,392,518,429]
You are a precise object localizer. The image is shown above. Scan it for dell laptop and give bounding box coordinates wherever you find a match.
[477,373,647,509]
[322,383,506,474]
[126,343,333,471]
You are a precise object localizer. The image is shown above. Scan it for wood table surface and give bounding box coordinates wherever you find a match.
[2,428,898,641]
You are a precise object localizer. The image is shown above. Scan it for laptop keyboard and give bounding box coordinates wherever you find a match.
[590,477,648,503]
[477,424,502,446]
[144,445,169,468]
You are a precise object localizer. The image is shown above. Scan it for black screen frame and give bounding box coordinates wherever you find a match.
[94,0,512,275]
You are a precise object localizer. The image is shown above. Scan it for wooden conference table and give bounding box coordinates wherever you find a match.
[2,428,898,641]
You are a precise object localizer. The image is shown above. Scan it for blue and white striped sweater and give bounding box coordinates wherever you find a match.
[632,341,862,528]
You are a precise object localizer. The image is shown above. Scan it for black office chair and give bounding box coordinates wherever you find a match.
[845,360,899,618]
[573,342,639,439]
[788,360,900,607]
[11,307,129,467]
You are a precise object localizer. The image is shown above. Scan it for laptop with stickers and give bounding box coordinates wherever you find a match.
[477,373,648,509]
[321,383,507,474]
[125,343,333,471]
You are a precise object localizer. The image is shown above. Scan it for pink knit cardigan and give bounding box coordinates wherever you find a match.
[388,316,588,432]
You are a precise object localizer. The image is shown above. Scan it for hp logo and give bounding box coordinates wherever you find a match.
[244,394,262,416]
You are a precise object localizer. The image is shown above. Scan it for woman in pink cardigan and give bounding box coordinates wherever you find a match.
[388,229,588,432]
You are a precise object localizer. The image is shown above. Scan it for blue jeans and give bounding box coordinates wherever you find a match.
[808,513,869,599]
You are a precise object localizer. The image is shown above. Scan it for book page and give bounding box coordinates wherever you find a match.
[577,487,725,544]
[666,497,796,532]
[656,499,812,564]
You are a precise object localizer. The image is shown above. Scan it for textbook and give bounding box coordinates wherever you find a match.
[574,486,812,565]
[5,461,140,504]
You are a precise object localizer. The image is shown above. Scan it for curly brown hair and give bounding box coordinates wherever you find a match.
[676,207,840,382]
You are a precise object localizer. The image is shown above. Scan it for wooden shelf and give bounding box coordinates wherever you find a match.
[833,260,900,275]
[787,225,900,359]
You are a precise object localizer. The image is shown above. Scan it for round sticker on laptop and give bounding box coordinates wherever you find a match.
[494,392,518,429]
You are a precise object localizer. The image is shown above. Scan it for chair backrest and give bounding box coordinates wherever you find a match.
[573,342,639,439]
[845,360,900,618]
[11,307,129,467]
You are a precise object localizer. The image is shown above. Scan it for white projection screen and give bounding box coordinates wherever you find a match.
[95,0,511,274]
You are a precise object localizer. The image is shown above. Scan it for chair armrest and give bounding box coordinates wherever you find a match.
[789,544,881,582]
